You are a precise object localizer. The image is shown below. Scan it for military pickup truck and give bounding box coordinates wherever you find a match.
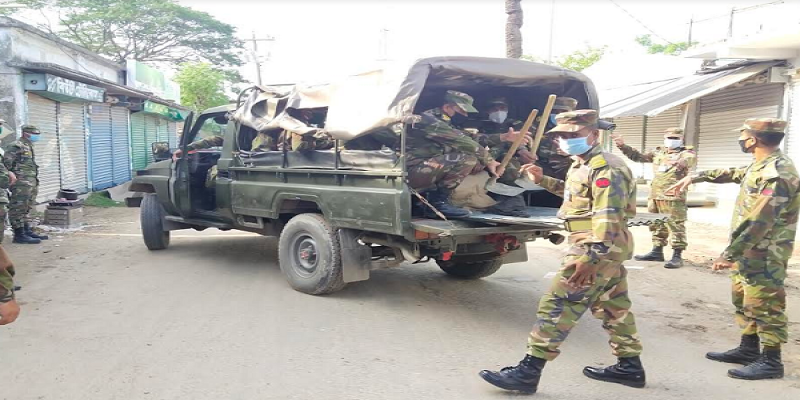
[129,57,660,295]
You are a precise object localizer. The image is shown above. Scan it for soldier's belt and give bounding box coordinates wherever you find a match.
[563,219,592,232]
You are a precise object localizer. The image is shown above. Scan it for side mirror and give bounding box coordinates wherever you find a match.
[152,141,172,162]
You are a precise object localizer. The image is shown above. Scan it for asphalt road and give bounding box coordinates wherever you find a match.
[1,207,799,400]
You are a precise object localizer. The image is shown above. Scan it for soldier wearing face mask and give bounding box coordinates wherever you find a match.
[612,128,696,269]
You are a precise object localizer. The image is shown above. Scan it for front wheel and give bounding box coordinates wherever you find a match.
[278,213,346,295]
[437,257,503,279]
[140,194,170,250]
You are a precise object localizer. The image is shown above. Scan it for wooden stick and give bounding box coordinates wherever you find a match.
[499,108,538,171]
[530,94,557,153]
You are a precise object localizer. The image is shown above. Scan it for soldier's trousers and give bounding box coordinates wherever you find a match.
[0,202,6,244]
[647,199,687,250]
[8,183,36,229]
[407,153,478,192]
[731,257,788,347]
[528,255,643,361]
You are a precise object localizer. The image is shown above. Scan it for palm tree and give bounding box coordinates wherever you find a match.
[505,0,523,58]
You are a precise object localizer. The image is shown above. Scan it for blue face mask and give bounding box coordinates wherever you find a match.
[558,136,593,156]
[28,134,41,142]
[549,114,558,125]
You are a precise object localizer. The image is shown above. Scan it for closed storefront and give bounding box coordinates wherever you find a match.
[27,93,61,203]
[130,101,182,171]
[608,116,645,178]
[89,104,114,190]
[110,107,131,185]
[59,102,88,192]
[786,75,800,162]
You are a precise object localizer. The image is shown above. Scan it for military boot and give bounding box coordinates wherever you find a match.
[706,334,760,365]
[424,189,470,219]
[13,227,41,244]
[24,223,48,240]
[479,355,546,394]
[583,356,646,388]
[634,246,664,262]
[664,249,684,269]
[728,348,784,380]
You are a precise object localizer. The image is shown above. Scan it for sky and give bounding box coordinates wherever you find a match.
[177,0,800,85]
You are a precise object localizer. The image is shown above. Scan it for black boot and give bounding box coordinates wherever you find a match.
[583,356,646,388]
[634,246,664,262]
[424,189,470,219]
[664,249,684,269]
[728,349,784,380]
[479,355,546,394]
[25,223,48,240]
[706,334,760,365]
[13,227,41,244]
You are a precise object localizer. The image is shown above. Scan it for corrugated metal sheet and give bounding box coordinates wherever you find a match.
[602,62,778,118]
[59,102,88,192]
[27,94,61,203]
[145,115,159,165]
[89,104,114,190]
[168,121,178,148]
[130,113,148,171]
[111,107,131,185]
[645,106,683,151]
[609,116,646,178]
[787,76,800,163]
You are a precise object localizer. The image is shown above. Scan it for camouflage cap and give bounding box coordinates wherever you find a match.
[552,97,578,112]
[664,128,684,137]
[21,124,40,134]
[733,118,787,133]
[444,90,478,113]
[548,109,598,134]
[487,96,508,107]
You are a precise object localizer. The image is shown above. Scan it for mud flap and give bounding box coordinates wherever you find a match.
[338,228,371,283]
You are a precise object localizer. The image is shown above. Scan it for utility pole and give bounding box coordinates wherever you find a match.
[727,7,736,38]
[688,15,693,44]
[547,0,556,64]
[244,32,275,86]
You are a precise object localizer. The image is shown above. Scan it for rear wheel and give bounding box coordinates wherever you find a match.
[140,194,170,250]
[278,213,346,295]
[437,257,503,279]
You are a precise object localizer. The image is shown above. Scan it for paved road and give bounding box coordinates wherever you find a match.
[1,208,798,399]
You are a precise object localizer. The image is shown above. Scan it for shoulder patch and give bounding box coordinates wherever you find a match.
[595,177,611,188]
[761,188,774,196]
[589,154,608,169]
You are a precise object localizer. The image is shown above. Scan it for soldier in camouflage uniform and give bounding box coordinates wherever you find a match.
[3,125,47,244]
[480,110,645,394]
[406,90,502,218]
[0,245,20,325]
[670,118,798,381]
[537,97,578,180]
[474,97,531,184]
[613,128,696,268]
[0,118,16,243]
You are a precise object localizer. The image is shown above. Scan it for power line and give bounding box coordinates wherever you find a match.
[607,0,675,44]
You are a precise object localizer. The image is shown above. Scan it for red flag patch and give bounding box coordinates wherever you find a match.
[762,188,774,196]
[595,178,611,188]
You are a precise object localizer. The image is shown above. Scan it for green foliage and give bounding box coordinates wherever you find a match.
[5,0,243,68]
[174,62,229,113]
[85,191,123,208]
[522,45,606,72]
[635,34,696,55]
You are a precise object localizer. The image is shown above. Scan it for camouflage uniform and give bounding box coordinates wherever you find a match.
[0,247,15,304]
[3,133,39,229]
[406,91,491,192]
[691,119,799,349]
[617,128,696,250]
[475,117,524,184]
[538,97,578,181]
[0,155,10,243]
[528,110,642,361]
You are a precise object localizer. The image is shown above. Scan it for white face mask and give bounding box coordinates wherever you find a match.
[488,110,508,124]
[664,138,683,149]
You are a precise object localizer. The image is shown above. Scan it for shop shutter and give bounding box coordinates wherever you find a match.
[608,116,646,178]
[130,113,148,171]
[111,107,131,185]
[59,102,89,192]
[168,121,178,148]
[89,104,114,190]
[644,106,683,152]
[786,76,800,163]
[145,116,159,165]
[27,94,61,203]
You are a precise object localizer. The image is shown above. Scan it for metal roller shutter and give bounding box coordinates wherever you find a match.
[786,76,800,163]
[111,107,131,185]
[644,106,683,151]
[27,94,61,203]
[168,121,178,148]
[89,104,114,190]
[130,113,148,171]
[609,116,646,178]
[59,102,89,192]
[145,116,159,165]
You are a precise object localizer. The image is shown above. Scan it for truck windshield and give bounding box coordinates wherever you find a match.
[194,114,228,142]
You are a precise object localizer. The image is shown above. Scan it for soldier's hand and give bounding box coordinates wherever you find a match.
[172,149,183,161]
[517,149,537,164]
[500,128,531,146]
[611,133,625,147]
[666,176,692,196]
[566,260,596,288]
[0,299,20,325]
[486,160,504,178]
[712,257,734,271]
[8,171,16,186]
[520,164,544,184]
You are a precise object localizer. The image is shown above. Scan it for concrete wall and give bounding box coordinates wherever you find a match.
[0,29,24,147]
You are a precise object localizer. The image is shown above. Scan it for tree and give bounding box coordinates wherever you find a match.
[173,63,229,113]
[6,0,243,68]
[505,0,523,59]
[522,45,606,72]
[635,34,696,55]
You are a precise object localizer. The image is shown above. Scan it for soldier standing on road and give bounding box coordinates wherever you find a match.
[613,128,696,268]
[669,118,798,381]
[406,90,504,218]
[0,119,19,243]
[3,125,48,244]
[479,110,645,394]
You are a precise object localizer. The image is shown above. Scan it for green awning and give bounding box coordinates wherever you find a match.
[143,100,184,121]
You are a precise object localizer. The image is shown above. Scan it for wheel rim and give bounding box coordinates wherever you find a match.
[290,233,319,277]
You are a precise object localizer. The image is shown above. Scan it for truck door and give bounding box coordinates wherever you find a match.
[170,112,194,217]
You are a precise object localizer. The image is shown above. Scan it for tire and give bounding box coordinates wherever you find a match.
[140,193,171,250]
[278,213,346,295]
[437,257,503,279]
